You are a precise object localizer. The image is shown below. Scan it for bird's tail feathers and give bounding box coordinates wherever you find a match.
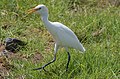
[77,43,86,53]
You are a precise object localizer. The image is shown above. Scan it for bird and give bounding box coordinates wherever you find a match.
[28,4,86,71]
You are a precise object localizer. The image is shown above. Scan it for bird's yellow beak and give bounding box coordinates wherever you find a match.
[27,8,37,14]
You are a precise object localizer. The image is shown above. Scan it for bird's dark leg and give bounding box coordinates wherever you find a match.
[33,43,59,71]
[33,54,56,71]
[66,51,71,72]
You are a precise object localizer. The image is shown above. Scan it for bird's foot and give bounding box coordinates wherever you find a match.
[66,68,68,72]
[33,66,46,72]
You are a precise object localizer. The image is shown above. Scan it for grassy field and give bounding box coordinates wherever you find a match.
[0,0,120,79]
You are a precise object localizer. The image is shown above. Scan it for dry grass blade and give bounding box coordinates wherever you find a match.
[92,27,105,37]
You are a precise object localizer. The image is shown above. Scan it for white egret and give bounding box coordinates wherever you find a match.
[28,4,85,71]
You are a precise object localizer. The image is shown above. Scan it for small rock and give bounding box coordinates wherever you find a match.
[5,38,26,52]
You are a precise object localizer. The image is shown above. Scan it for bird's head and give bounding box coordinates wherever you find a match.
[28,4,48,17]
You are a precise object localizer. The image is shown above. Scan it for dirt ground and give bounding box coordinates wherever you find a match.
[0,43,43,78]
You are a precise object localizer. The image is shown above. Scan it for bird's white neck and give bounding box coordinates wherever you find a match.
[41,16,48,23]
[41,15,51,27]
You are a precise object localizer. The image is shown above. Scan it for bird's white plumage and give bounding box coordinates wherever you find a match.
[52,22,85,52]
[31,4,85,52]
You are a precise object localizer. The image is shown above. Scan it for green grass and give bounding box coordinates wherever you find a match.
[0,0,120,79]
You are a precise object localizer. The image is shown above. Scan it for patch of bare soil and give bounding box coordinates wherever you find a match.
[30,51,44,64]
[0,43,43,78]
[0,43,13,78]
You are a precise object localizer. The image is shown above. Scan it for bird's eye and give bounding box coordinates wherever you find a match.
[39,7,41,10]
